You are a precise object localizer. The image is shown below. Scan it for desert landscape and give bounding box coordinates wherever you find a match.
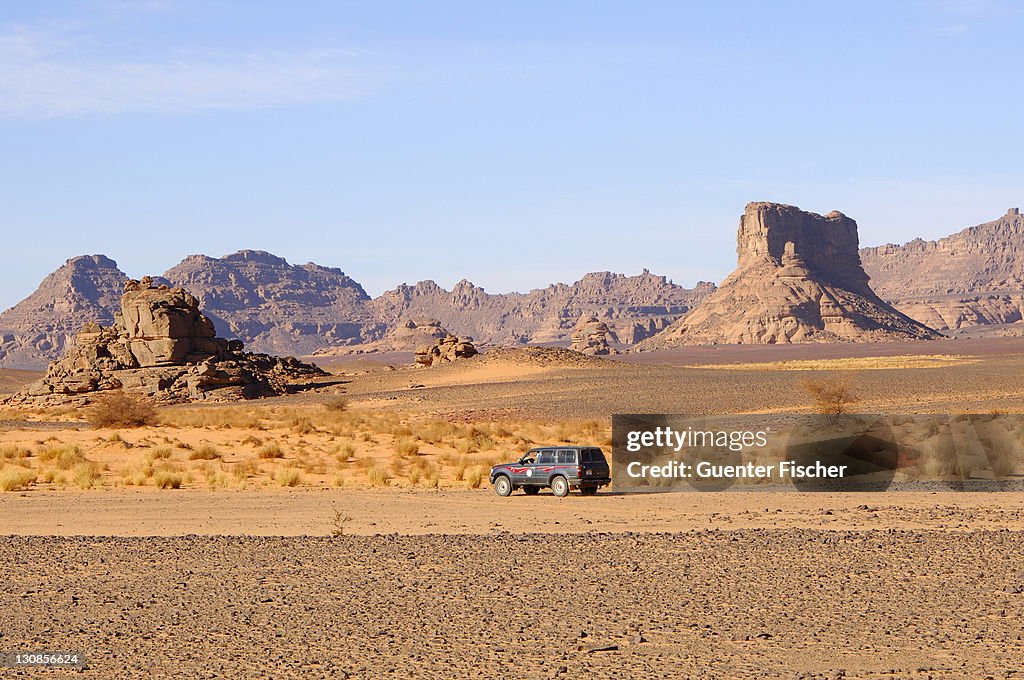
[2,200,1024,677]
[4,3,1024,677]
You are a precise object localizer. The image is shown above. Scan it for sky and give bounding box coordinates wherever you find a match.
[1,0,1023,311]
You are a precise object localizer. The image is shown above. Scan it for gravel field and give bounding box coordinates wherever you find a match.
[2,531,1023,679]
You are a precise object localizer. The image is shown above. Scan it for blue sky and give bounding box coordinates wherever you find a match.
[1,0,1022,311]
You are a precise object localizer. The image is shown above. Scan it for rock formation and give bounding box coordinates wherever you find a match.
[367,271,715,348]
[0,255,127,369]
[414,335,478,367]
[860,208,1024,331]
[162,250,377,356]
[319,318,452,355]
[6,279,326,405]
[569,315,618,355]
[2,252,713,367]
[639,202,941,347]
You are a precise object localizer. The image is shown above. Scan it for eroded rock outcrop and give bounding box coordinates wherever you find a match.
[414,335,478,367]
[639,202,941,346]
[860,208,1024,331]
[569,315,619,355]
[0,255,127,369]
[6,279,326,405]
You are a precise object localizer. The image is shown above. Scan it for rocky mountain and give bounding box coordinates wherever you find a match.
[0,255,128,368]
[860,208,1024,330]
[1,251,712,367]
[638,202,940,347]
[162,250,377,356]
[367,271,714,349]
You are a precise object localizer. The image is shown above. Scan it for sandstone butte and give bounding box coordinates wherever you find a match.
[637,202,942,347]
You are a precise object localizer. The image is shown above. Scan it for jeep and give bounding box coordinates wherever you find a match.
[489,446,611,497]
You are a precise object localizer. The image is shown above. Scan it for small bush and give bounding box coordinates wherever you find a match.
[0,468,36,491]
[86,391,157,428]
[800,374,859,415]
[188,444,222,461]
[466,466,484,489]
[276,468,302,487]
[324,397,348,413]
[393,438,419,457]
[0,445,32,460]
[72,463,101,489]
[154,470,183,489]
[258,442,285,459]
[366,466,389,487]
[150,447,173,460]
[37,444,85,470]
[291,417,315,435]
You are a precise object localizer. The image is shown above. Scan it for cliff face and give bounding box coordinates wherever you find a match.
[860,209,1024,330]
[0,255,127,368]
[639,202,940,347]
[2,251,712,366]
[368,271,713,348]
[162,250,377,356]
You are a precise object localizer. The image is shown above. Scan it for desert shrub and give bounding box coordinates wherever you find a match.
[290,417,316,435]
[0,468,36,491]
[86,391,156,428]
[324,397,349,413]
[393,438,419,457]
[800,374,859,415]
[276,468,302,487]
[154,470,183,489]
[334,443,356,461]
[465,465,483,489]
[0,445,32,461]
[37,444,85,470]
[72,463,101,489]
[232,459,260,480]
[240,435,263,446]
[150,447,173,460]
[258,442,285,459]
[188,444,222,460]
[366,466,389,487]
[454,456,468,481]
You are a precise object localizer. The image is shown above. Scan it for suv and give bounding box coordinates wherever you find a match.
[490,446,611,497]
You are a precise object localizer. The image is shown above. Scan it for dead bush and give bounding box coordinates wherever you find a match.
[87,391,156,428]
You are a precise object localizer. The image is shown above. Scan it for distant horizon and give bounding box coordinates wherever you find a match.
[3,199,1017,313]
[3,2,1022,311]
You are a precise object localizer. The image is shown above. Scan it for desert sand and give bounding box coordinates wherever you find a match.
[3,341,1024,678]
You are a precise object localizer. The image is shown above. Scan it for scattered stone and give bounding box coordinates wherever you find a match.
[4,279,327,405]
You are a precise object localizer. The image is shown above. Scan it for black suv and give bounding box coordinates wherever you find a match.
[490,446,611,497]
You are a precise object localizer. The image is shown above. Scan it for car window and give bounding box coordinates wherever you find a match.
[585,448,606,464]
[557,450,575,464]
[536,450,556,465]
[581,450,593,463]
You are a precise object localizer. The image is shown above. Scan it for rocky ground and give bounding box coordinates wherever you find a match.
[1,531,1022,678]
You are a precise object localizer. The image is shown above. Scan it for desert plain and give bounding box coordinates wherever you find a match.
[3,339,1024,678]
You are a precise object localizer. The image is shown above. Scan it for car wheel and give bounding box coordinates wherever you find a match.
[493,475,513,497]
[550,476,569,498]
[522,486,540,495]
[579,486,598,496]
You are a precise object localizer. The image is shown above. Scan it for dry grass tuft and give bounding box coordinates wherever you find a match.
[86,391,157,428]
[37,444,86,470]
[153,470,183,489]
[0,468,36,491]
[276,468,302,487]
[188,444,222,461]
[257,441,285,459]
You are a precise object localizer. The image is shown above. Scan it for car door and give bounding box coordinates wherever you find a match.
[508,450,537,486]
[532,449,556,485]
